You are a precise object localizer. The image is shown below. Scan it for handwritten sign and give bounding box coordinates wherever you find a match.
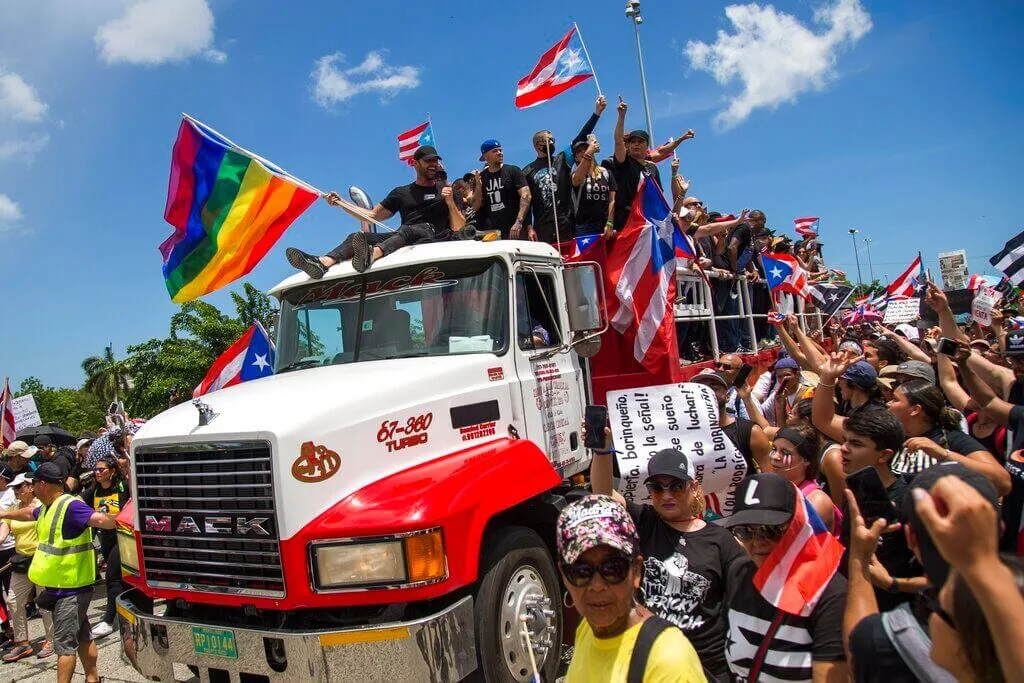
[882,297,921,324]
[608,383,748,517]
[11,394,41,430]
[972,286,1002,327]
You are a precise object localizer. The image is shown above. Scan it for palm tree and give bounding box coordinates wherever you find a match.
[82,345,131,405]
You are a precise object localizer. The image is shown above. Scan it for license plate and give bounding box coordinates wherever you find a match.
[192,626,237,659]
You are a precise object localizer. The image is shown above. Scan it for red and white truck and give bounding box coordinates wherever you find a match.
[115,240,689,682]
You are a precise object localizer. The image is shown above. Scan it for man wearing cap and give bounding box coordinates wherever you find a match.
[891,359,937,385]
[2,441,38,475]
[0,461,118,683]
[604,97,662,233]
[285,145,466,277]
[720,473,849,682]
[474,139,531,240]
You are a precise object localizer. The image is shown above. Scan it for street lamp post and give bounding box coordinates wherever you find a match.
[864,237,875,282]
[625,0,655,141]
[848,228,863,287]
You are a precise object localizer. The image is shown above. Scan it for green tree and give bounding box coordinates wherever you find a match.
[16,377,107,435]
[82,344,131,404]
[852,279,883,298]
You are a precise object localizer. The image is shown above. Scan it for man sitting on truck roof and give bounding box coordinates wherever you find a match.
[285,145,466,278]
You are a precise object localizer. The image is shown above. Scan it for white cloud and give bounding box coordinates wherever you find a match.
[0,194,24,229]
[685,0,872,128]
[312,51,420,107]
[0,133,51,162]
[95,0,226,65]
[0,71,48,122]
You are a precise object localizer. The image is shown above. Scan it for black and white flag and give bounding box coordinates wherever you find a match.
[990,230,1024,286]
[808,283,854,317]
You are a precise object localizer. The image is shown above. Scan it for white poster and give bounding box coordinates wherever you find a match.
[938,250,969,291]
[608,383,748,517]
[883,297,921,324]
[972,286,1002,327]
[11,394,42,430]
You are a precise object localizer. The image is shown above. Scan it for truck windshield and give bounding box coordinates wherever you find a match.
[276,258,509,372]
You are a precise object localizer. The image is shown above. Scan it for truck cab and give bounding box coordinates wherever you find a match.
[116,240,611,682]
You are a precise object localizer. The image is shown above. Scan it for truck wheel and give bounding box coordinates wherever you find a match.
[471,526,562,683]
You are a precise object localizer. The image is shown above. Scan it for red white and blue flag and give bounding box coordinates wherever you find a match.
[754,484,844,616]
[887,253,924,298]
[762,252,812,301]
[0,377,16,449]
[567,234,601,260]
[397,120,435,166]
[515,27,594,109]
[793,216,820,237]
[194,322,276,398]
[605,178,682,373]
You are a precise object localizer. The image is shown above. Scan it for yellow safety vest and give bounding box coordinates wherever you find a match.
[28,494,96,589]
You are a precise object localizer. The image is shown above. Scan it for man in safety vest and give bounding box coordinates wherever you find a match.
[0,462,117,683]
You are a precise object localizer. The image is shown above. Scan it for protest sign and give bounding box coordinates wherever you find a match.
[972,286,1002,327]
[938,250,969,290]
[607,382,748,517]
[919,288,973,327]
[12,394,42,429]
[883,297,920,324]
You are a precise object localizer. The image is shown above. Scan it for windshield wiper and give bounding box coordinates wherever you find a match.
[276,358,323,374]
[379,351,433,360]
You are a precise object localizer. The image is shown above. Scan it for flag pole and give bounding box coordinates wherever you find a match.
[573,22,602,97]
[426,112,439,153]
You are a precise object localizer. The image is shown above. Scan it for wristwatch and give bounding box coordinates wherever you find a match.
[887,577,900,594]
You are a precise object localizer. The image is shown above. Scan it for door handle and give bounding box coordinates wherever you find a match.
[570,431,579,451]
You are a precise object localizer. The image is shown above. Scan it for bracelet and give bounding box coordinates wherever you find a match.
[592,448,618,455]
[818,380,836,388]
[605,220,614,227]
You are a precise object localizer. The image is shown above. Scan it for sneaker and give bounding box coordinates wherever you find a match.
[3,643,33,663]
[36,641,53,659]
[91,621,114,639]
[285,247,327,280]
[350,232,372,273]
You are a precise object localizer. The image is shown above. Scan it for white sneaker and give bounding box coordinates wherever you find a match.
[90,621,114,639]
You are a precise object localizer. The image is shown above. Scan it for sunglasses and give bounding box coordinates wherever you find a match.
[919,586,955,629]
[645,480,689,495]
[94,467,111,473]
[713,362,738,370]
[730,524,788,543]
[560,555,633,587]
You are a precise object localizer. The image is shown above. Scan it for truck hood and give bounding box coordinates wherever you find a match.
[132,355,516,538]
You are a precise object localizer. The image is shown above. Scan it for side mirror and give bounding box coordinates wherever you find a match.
[563,263,604,332]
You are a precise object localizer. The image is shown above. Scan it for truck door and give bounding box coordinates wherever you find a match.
[511,265,586,475]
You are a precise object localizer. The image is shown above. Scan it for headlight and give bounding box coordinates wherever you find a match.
[117,526,139,576]
[310,529,446,590]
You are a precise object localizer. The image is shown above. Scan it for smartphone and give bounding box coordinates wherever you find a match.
[584,405,609,449]
[733,364,753,388]
[936,337,960,356]
[846,466,898,524]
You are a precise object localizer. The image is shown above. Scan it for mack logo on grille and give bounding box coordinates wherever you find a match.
[144,515,272,536]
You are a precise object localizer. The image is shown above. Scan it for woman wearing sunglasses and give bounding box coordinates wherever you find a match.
[557,496,707,682]
[590,428,744,682]
[80,455,130,640]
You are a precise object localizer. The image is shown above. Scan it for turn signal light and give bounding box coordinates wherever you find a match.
[404,530,446,584]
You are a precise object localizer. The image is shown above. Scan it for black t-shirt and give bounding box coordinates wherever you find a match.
[848,613,920,683]
[725,561,847,682]
[722,418,756,474]
[523,154,573,243]
[379,182,452,239]
[572,168,617,233]
[627,504,747,679]
[603,155,662,231]
[889,426,988,478]
[1001,453,1024,553]
[727,223,752,256]
[82,480,131,545]
[479,165,528,237]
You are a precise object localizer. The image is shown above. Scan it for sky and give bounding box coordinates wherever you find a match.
[1,0,1022,390]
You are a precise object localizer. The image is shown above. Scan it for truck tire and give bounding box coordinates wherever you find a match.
[471,526,562,683]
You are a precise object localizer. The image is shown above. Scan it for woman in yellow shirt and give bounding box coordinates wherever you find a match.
[557,495,707,682]
[0,473,54,662]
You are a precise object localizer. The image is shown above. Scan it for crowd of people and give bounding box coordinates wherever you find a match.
[557,279,1024,682]
[0,416,135,683]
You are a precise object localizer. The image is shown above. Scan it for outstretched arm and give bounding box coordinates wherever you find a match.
[937,353,970,413]
[812,353,862,442]
[878,325,931,363]
[324,192,393,224]
[648,130,694,163]
[570,96,606,149]
[613,97,627,163]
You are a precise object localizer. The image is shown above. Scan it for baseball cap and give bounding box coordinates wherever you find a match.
[76,438,93,451]
[878,365,900,390]
[34,461,65,484]
[0,466,13,481]
[894,324,920,341]
[719,473,796,528]
[969,338,992,351]
[9,472,32,488]
[839,340,864,355]
[901,462,999,586]
[644,449,695,484]
[626,129,650,144]
[842,360,878,389]
[2,441,36,460]
[1003,330,1024,356]
[556,496,638,564]
[690,369,729,392]
[33,435,52,448]
[478,139,501,160]
[775,356,799,371]
[413,145,441,162]
[894,360,936,384]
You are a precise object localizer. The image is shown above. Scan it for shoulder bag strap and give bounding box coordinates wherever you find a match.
[880,604,957,683]
[626,617,673,683]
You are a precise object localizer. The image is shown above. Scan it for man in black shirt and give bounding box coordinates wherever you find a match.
[521,95,606,243]
[474,139,531,239]
[285,145,465,277]
[603,97,662,232]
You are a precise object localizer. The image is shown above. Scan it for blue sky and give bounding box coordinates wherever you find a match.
[1,0,1021,389]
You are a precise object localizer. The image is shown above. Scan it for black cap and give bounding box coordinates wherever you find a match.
[901,462,999,586]
[720,473,796,528]
[1003,330,1024,356]
[413,145,441,162]
[33,435,52,448]
[34,461,65,484]
[0,465,13,481]
[644,449,694,483]
[626,129,650,144]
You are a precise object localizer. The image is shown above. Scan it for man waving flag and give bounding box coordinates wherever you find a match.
[515,26,596,109]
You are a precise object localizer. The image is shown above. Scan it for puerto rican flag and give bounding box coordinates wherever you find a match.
[605,177,681,373]
[754,483,844,616]
[194,322,275,398]
[397,120,434,166]
[0,377,16,449]
[515,27,594,109]
[887,253,924,298]
[762,252,812,301]
[793,216,820,237]
[567,234,601,260]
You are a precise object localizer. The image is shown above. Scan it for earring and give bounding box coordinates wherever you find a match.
[562,592,574,609]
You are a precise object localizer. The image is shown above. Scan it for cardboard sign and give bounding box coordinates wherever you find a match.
[972,286,1002,327]
[11,394,42,430]
[608,383,748,517]
[919,288,974,327]
[883,298,921,324]
[938,250,969,291]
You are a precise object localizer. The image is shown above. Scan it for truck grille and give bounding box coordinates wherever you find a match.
[134,441,285,598]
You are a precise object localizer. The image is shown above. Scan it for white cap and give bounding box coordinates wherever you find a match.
[894,323,920,341]
[76,438,92,451]
[9,472,33,488]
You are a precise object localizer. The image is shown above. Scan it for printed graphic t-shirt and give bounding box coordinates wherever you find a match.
[479,165,528,237]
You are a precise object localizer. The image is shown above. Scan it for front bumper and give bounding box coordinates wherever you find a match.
[116,589,477,682]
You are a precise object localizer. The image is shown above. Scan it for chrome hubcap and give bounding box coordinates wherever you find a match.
[498,565,557,681]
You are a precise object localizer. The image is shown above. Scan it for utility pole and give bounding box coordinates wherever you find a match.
[849,228,863,287]
[864,237,875,282]
[625,0,655,141]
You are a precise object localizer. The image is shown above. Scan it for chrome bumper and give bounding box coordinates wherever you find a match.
[116,589,477,682]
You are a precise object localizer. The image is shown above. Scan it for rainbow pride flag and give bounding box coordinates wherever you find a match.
[161,116,319,302]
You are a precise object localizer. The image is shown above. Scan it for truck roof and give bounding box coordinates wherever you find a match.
[269,239,563,296]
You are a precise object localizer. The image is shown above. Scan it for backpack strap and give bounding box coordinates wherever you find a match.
[880,604,957,683]
[626,617,674,683]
